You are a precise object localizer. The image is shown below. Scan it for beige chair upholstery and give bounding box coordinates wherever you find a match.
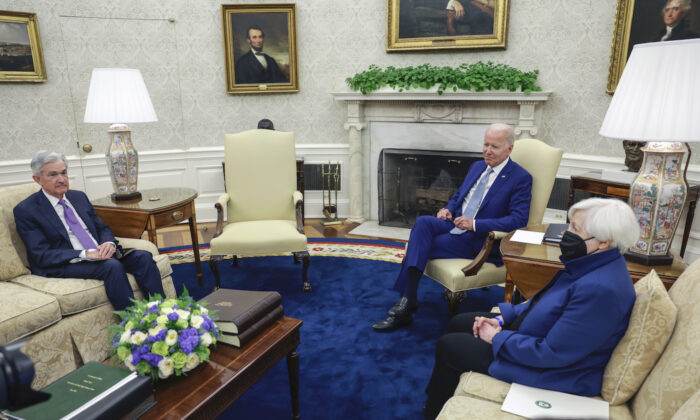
[437,258,700,420]
[209,129,310,291]
[424,138,563,316]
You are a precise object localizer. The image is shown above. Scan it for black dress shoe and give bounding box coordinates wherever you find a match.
[371,313,412,331]
[387,296,418,317]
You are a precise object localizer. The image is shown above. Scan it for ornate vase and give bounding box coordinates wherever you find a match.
[107,123,141,201]
[627,142,687,265]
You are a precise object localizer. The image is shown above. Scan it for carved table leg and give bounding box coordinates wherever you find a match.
[287,350,300,420]
[209,255,223,290]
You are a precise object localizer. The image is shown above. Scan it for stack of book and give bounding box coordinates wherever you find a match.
[543,223,569,244]
[199,289,284,348]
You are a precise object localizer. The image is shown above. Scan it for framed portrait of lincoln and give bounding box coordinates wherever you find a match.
[0,11,47,82]
[386,0,510,51]
[222,3,299,94]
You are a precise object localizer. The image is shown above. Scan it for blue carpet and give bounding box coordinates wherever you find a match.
[169,242,505,420]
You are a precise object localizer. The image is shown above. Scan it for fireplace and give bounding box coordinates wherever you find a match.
[378,149,481,227]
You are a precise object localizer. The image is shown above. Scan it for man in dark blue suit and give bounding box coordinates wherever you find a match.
[13,151,165,310]
[372,123,532,331]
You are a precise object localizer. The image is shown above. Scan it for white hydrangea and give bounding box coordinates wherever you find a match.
[199,306,209,315]
[147,301,160,309]
[175,309,190,320]
[200,332,212,347]
[190,315,204,329]
[165,329,178,346]
[148,326,164,337]
[124,355,136,371]
[162,307,174,315]
[130,331,147,346]
[120,330,131,344]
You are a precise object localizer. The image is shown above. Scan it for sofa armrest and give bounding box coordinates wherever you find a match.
[116,237,159,256]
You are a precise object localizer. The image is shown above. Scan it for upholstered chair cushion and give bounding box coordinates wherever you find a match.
[210,219,307,256]
[602,269,677,405]
[453,371,510,403]
[631,258,700,419]
[0,209,29,281]
[0,281,61,344]
[671,387,700,420]
[424,260,506,292]
[0,183,40,267]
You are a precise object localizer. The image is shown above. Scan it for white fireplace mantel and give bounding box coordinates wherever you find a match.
[332,89,551,223]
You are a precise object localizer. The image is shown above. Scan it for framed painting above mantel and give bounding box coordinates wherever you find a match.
[606,0,700,94]
[386,0,509,51]
[0,10,46,82]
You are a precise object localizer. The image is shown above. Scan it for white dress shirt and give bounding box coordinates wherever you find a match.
[43,189,99,259]
[460,157,510,232]
[252,50,268,69]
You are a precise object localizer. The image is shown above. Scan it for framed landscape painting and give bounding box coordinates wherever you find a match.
[386,0,510,51]
[221,3,299,94]
[0,11,46,82]
[607,0,700,93]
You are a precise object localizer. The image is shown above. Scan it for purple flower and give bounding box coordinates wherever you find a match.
[131,344,150,366]
[142,352,163,367]
[178,327,200,354]
[147,329,167,343]
[167,312,179,321]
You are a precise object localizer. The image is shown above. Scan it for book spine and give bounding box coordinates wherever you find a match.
[233,293,283,332]
[236,305,284,347]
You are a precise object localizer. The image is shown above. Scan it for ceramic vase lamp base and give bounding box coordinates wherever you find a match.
[107,123,142,202]
[626,142,688,266]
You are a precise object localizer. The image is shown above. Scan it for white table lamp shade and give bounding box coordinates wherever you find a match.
[84,68,157,123]
[599,39,700,142]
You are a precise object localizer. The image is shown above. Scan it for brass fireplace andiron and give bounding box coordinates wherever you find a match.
[321,161,341,226]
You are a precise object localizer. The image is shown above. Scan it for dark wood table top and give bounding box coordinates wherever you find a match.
[92,187,198,211]
[138,316,302,419]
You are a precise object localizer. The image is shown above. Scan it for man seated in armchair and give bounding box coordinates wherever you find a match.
[13,151,165,310]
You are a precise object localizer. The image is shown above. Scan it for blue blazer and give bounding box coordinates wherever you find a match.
[13,189,119,277]
[445,159,532,263]
[491,249,636,396]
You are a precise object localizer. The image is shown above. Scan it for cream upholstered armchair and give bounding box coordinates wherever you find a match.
[424,138,563,316]
[209,129,310,291]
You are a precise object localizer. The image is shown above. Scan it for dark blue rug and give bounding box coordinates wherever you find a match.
[166,240,505,420]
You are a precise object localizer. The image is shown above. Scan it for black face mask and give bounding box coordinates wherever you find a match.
[559,231,594,261]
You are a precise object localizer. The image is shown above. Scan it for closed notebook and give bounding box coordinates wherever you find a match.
[199,288,282,334]
[543,223,569,244]
[218,305,285,348]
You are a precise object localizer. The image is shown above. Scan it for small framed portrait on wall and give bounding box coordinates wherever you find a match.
[607,0,700,93]
[0,10,47,82]
[222,3,299,94]
[386,0,510,51]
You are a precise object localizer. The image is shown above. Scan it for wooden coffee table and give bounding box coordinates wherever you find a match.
[138,317,302,420]
[501,225,687,303]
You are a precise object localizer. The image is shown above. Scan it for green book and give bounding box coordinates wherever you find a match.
[4,361,139,420]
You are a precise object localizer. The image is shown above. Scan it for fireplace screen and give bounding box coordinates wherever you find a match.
[378,148,482,228]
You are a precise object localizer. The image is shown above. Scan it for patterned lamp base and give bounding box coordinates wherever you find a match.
[626,142,687,265]
[107,123,141,201]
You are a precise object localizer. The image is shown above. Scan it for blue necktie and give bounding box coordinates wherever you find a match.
[450,167,493,235]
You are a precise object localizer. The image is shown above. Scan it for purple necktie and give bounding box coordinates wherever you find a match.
[58,199,98,250]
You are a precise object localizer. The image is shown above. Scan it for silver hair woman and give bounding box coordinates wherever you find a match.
[423,198,640,419]
[30,151,67,176]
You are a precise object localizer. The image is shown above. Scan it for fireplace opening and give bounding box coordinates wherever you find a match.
[378,148,482,228]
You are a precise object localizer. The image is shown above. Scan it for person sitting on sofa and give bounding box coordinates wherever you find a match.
[13,151,165,310]
[422,197,639,419]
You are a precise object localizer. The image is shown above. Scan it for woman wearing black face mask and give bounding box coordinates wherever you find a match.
[422,198,639,420]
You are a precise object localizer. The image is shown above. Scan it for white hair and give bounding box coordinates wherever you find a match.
[487,123,515,146]
[664,0,691,12]
[30,151,67,176]
[568,198,639,251]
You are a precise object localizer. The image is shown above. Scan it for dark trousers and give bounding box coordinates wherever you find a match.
[61,250,164,310]
[423,312,498,419]
[392,216,478,295]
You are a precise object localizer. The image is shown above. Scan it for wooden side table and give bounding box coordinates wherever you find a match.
[501,224,687,303]
[92,187,202,283]
[568,170,700,258]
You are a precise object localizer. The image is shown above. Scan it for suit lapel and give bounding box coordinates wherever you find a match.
[35,191,71,243]
[476,159,514,214]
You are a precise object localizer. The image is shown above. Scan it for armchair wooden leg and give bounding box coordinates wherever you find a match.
[294,251,311,292]
[231,255,238,267]
[444,290,466,318]
[209,255,223,290]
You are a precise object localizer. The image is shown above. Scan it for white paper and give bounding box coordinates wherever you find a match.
[509,230,544,245]
[501,383,609,420]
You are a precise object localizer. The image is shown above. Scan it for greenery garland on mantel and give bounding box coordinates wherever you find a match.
[345,62,542,95]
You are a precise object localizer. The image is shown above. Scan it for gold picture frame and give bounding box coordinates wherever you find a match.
[386,0,509,52]
[0,11,46,82]
[222,3,299,94]
[606,0,700,94]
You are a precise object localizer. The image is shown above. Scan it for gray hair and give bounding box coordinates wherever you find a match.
[30,151,67,176]
[664,0,691,12]
[568,198,640,251]
[487,123,515,146]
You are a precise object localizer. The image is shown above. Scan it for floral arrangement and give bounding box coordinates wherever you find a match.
[109,288,219,380]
